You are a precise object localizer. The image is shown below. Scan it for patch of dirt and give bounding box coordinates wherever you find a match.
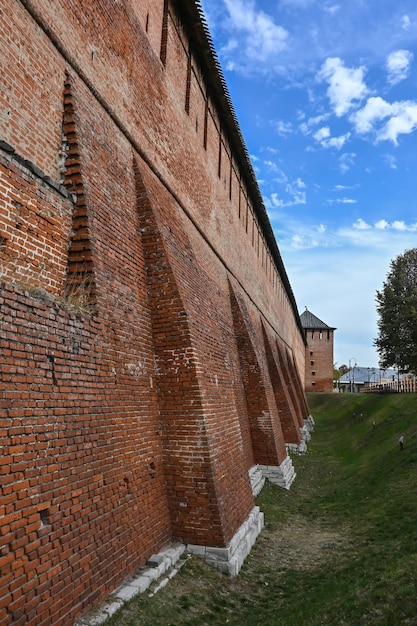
[258,516,351,572]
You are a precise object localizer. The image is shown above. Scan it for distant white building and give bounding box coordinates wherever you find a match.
[337,366,400,393]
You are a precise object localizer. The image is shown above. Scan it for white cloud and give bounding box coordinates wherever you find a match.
[269,177,307,207]
[299,114,331,136]
[221,0,288,70]
[313,126,350,149]
[274,120,293,136]
[352,97,392,134]
[324,133,350,149]
[318,57,368,117]
[299,113,330,141]
[263,159,280,172]
[386,50,413,85]
[383,154,397,170]
[401,15,411,31]
[347,219,417,233]
[273,173,290,185]
[390,221,417,232]
[290,233,319,250]
[279,0,314,7]
[309,113,331,126]
[323,4,340,16]
[375,220,389,230]
[327,197,357,204]
[313,126,330,141]
[352,97,417,145]
[378,102,417,144]
[278,218,417,259]
[353,218,371,230]
[334,184,357,191]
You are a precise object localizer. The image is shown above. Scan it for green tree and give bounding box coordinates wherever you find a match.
[333,364,348,380]
[374,248,417,373]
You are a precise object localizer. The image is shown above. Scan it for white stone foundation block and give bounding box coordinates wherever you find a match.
[75,544,186,626]
[259,456,296,490]
[304,414,315,436]
[248,464,265,497]
[287,415,315,453]
[186,505,264,576]
[287,439,307,455]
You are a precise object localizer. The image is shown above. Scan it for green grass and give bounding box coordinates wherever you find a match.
[103,393,417,625]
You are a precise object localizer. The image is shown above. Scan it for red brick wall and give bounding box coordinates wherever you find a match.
[0,1,309,623]
[0,150,73,293]
[0,281,172,626]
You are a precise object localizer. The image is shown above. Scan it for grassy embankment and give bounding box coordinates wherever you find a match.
[103,392,417,625]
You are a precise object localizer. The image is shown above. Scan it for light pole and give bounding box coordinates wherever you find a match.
[349,357,356,393]
[370,367,376,389]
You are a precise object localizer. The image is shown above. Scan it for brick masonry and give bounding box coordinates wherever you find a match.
[304,327,335,393]
[0,1,312,624]
[301,309,335,393]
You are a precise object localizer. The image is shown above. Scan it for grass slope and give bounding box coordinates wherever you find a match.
[103,393,417,625]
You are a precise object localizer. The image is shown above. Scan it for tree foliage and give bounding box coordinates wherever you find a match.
[333,364,349,380]
[374,248,417,373]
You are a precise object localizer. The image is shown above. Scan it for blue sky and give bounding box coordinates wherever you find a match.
[201,0,417,368]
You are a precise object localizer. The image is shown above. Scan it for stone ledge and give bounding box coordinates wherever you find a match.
[0,140,76,202]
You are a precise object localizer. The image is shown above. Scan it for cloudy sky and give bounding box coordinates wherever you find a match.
[201,0,417,368]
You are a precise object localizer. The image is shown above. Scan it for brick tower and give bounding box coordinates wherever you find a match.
[300,308,336,393]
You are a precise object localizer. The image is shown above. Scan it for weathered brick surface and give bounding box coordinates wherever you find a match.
[0,151,73,293]
[0,0,310,623]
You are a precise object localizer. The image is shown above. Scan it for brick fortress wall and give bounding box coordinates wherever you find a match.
[0,1,312,624]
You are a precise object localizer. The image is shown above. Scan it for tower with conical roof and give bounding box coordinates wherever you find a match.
[300,308,336,392]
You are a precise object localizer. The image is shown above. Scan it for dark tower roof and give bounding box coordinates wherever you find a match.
[300,308,336,330]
